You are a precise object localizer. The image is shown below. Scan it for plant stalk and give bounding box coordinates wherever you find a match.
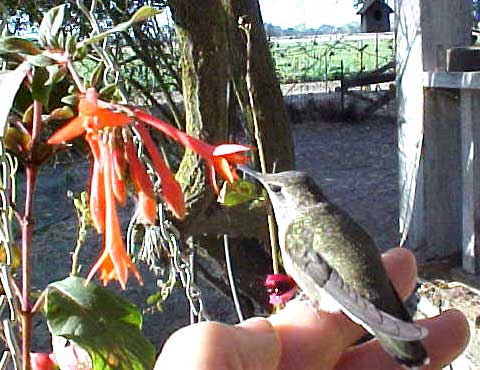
[239,20,280,275]
[21,100,42,370]
[21,166,37,370]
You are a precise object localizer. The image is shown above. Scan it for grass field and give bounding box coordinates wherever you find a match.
[270,34,395,84]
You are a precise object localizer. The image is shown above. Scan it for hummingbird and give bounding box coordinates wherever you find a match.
[237,165,429,369]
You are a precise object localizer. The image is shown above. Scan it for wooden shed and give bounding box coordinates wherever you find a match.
[357,0,393,33]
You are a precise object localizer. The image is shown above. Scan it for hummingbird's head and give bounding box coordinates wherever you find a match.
[237,165,326,230]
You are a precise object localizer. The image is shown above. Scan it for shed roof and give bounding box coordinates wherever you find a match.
[357,0,394,15]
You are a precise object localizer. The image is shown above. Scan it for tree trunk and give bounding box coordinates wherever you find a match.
[168,0,294,315]
[224,0,295,172]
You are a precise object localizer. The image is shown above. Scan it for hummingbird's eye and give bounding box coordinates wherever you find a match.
[268,184,282,193]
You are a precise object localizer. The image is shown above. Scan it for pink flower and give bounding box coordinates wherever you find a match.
[52,336,92,370]
[30,353,57,370]
[264,274,298,305]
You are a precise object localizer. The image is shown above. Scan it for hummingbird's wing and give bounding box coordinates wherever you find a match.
[294,250,428,341]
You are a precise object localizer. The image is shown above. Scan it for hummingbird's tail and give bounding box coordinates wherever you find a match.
[320,266,430,367]
[375,333,429,370]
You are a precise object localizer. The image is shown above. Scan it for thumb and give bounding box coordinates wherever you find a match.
[155,319,281,370]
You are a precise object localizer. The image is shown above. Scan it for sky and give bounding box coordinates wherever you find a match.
[258,0,359,28]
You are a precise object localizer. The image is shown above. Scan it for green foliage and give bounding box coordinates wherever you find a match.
[271,36,395,84]
[45,277,156,370]
[78,6,161,47]
[0,62,29,136]
[0,37,40,55]
[38,5,66,47]
[217,179,259,207]
[31,66,53,108]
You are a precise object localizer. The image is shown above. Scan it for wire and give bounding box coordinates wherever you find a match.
[223,235,244,322]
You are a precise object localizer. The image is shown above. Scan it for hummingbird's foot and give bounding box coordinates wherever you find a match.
[297,291,310,302]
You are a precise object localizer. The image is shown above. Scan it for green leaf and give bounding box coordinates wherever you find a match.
[31,67,52,108]
[45,65,67,86]
[44,276,155,370]
[89,62,105,88]
[129,6,162,23]
[73,45,87,61]
[61,94,79,106]
[45,106,74,122]
[98,84,117,100]
[79,6,161,47]
[0,37,41,55]
[65,33,78,55]
[217,179,259,206]
[0,62,29,137]
[26,54,55,67]
[39,5,66,47]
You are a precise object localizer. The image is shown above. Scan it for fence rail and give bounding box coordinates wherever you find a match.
[270,32,395,87]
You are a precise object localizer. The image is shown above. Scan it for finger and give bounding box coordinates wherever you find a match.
[383,247,418,300]
[155,320,280,370]
[266,247,418,370]
[335,309,470,370]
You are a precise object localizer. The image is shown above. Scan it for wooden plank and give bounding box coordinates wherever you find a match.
[397,0,472,260]
[461,90,480,274]
[424,71,480,90]
[343,72,395,89]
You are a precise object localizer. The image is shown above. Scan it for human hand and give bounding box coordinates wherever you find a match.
[155,248,469,370]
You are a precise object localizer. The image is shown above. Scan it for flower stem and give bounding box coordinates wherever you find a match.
[21,100,42,370]
[67,59,85,93]
[31,101,42,145]
[21,165,37,370]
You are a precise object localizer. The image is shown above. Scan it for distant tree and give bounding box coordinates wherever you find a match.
[264,23,284,37]
[337,21,361,34]
[318,24,336,34]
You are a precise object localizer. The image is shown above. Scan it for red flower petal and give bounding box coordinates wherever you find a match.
[212,143,252,157]
[138,191,157,225]
[89,159,105,233]
[48,88,131,144]
[134,108,253,193]
[213,157,235,183]
[110,145,127,206]
[134,123,186,219]
[87,142,142,289]
[30,352,57,370]
[265,274,298,305]
[124,136,155,198]
[88,108,132,131]
[47,116,86,144]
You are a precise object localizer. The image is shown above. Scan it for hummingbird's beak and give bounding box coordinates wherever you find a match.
[236,164,265,181]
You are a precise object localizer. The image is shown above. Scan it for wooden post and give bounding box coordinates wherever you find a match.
[397,0,472,259]
[460,89,480,274]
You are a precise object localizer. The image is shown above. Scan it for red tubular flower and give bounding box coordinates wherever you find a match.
[133,108,252,193]
[264,274,298,305]
[47,89,131,145]
[124,136,157,224]
[87,144,141,289]
[87,134,105,233]
[110,140,127,207]
[134,123,186,219]
[48,88,142,288]
[47,88,251,289]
